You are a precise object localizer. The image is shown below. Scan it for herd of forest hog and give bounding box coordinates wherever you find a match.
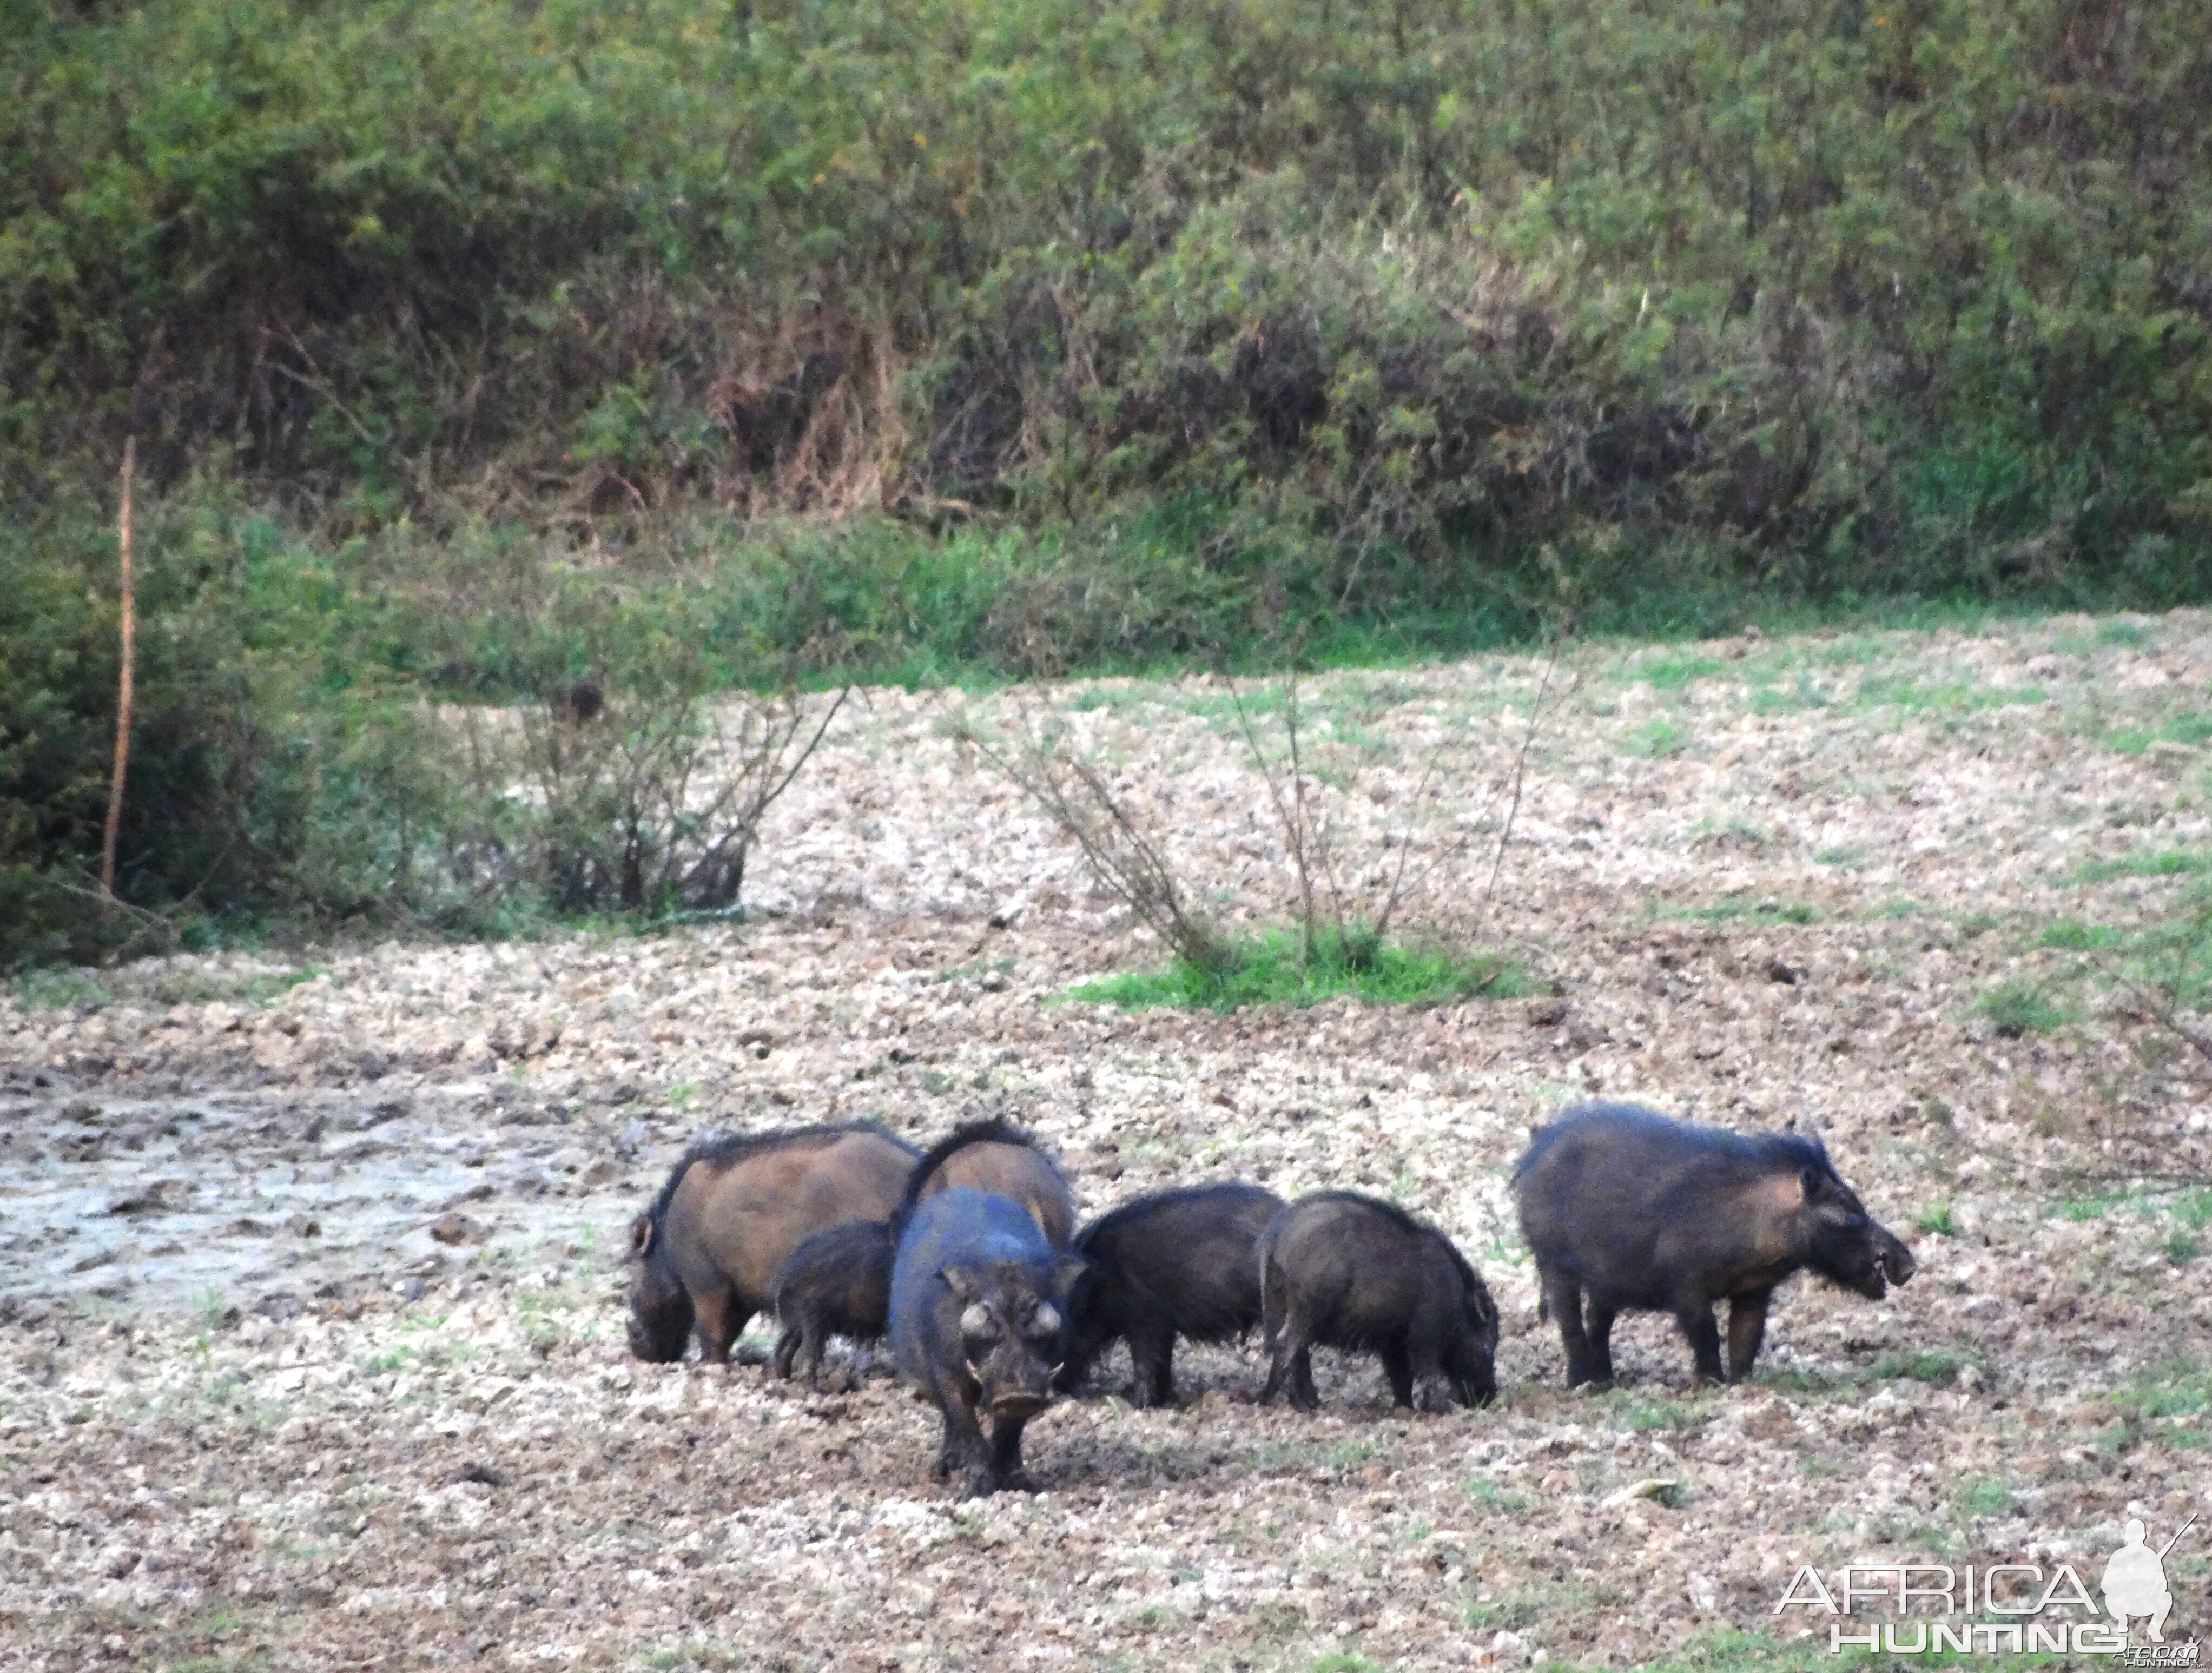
[625,1104,1919,1498]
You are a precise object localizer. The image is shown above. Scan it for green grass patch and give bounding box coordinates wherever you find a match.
[1865,1349,1978,1387]
[2098,1358,2212,1454]
[2033,919,2129,951]
[1672,897,1818,926]
[1852,676,2048,717]
[1916,1202,1957,1238]
[2107,711,2212,755]
[1956,1476,2015,1519]
[1626,717,1693,758]
[1464,1477,1531,1513]
[1598,1393,1714,1432]
[1635,651,1726,690]
[1065,929,1530,1013]
[11,968,115,1009]
[2071,848,2210,883]
[2053,1185,2133,1222]
[1978,980,2069,1037]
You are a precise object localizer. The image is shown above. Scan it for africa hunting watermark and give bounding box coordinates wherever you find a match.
[1774,1514,2198,1661]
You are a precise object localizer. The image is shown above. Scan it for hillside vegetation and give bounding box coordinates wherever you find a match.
[5,0,2210,957]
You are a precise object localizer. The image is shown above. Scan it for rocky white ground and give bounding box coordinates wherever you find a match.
[4,610,2210,1671]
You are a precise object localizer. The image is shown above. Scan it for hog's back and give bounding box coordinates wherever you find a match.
[1081,1182,1279,1342]
[1515,1103,1777,1290]
[685,1130,916,1305]
[919,1142,1075,1249]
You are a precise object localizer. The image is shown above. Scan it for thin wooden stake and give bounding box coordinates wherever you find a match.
[101,435,137,897]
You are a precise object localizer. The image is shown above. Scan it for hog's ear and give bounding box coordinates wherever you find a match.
[629,1215,655,1258]
[1049,1256,1090,1299]
[939,1265,982,1302]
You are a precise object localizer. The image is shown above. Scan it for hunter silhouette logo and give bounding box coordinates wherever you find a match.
[1775,1510,2200,1658]
[2103,1516,2193,1644]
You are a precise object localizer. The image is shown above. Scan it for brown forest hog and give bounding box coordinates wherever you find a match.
[627,1124,919,1364]
[1257,1191,1499,1412]
[900,1117,1075,1250]
[1513,1102,1918,1387]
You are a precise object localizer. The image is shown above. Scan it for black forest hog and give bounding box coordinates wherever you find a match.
[1512,1101,1918,1387]
[889,1186,1084,1497]
[1059,1181,1283,1405]
[1257,1191,1499,1411]
[771,1218,895,1387]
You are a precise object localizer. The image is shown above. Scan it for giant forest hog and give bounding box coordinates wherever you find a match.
[626,1123,918,1364]
[771,1218,895,1388]
[1058,1181,1283,1406]
[889,1187,1085,1498]
[1513,1102,1917,1387]
[1257,1191,1499,1412]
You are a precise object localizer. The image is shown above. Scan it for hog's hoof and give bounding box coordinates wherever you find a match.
[956,1468,1001,1500]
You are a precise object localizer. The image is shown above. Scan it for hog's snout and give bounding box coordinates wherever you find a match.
[1876,1228,1918,1287]
[988,1388,1050,1421]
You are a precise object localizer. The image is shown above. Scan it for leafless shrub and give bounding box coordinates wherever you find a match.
[496,679,848,917]
[1225,626,1574,968]
[959,625,1573,975]
[952,706,1230,971]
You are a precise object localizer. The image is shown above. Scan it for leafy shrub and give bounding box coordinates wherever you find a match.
[1978,979,2068,1037]
[4,0,2209,608]
[0,492,834,964]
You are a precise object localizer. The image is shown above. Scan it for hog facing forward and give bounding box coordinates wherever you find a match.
[889,1186,1084,1498]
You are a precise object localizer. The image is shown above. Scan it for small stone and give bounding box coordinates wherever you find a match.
[429,1212,486,1246]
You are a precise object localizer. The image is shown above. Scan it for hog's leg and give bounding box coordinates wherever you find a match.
[1724,1288,1773,1382]
[1541,1267,1599,1386]
[771,1322,802,1379]
[936,1391,996,1496]
[1675,1300,1725,1385]
[1258,1333,1293,1406]
[692,1289,747,1365]
[1260,1311,1322,1411]
[1257,1277,1295,1406]
[1128,1325,1175,1408]
[1289,1344,1320,1411]
[1379,1337,1416,1410]
[988,1416,1034,1492]
[1582,1297,1620,1385]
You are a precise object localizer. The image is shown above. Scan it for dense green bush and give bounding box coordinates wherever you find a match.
[0,488,467,964]
[0,494,838,967]
[6,0,2208,592]
[8,0,2212,960]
